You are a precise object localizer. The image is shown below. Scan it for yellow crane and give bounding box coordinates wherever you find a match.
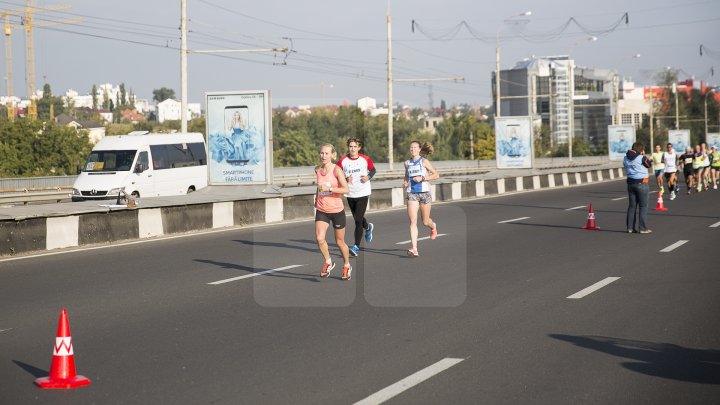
[2,1,79,120]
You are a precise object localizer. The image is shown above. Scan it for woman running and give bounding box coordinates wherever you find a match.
[679,146,695,194]
[403,141,439,257]
[337,138,376,257]
[650,144,665,195]
[314,144,353,280]
[662,143,679,200]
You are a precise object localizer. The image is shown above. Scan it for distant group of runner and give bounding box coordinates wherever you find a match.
[313,138,439,280]
[651,142,720,199]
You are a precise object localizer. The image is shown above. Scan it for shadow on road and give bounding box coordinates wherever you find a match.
[471,201,720,220]
[550,334,720,384]
[233,239,318,254]
[12,360,47,378]
[194,259,319,282]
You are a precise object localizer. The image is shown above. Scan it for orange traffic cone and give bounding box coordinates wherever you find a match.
[581,204,600,230]
[34,308,91,389]
[653,193,668,211]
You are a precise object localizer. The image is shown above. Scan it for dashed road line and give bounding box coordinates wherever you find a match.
[396,234,447,244]
[611,197,627,201]
[497,217,531,224]
[565,205,587,211]
[208,264,306,285]
[660,240,689,253]
[567,277,621,299]
[0,328,12,334]
[354,357,465,405]
[710,221,720,228]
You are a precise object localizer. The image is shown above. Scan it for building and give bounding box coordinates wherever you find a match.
[357,97,376,112]
[55,113,106,144]
[156,99,201,123]
[492,56,617,149]
[617,80,649,129]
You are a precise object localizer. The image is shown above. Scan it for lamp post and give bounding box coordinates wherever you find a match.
[705,88,715,139]
[495,11,531,118]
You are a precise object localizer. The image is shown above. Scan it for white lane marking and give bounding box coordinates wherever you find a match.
[0,328,12,333]
[354,357,465,405]
[396,234,447,244]
[208,264,305,285]
[611,197,628,201]
[565,205,587,211]
[710,221,720,228]
[567,277,621,299]
[660,240,689,253]
[650,190,658,195]
[497,217,530,224]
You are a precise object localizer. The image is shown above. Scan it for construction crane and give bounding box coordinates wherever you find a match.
[1,1,79,119]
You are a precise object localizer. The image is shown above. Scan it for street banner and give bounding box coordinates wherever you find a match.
[668,129,691,153]
[495,116,533,169]
[206,90,272,185]
[608,125,635,161]
[706,133,720,149]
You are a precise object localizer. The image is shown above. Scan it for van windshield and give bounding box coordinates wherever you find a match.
[83,150,137,172]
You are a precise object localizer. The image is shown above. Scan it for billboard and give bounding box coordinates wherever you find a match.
[608,125,635,161]
[206,90,272,185]
[668,129,691,154]
[706,133,720,149]
[495,116,533,169]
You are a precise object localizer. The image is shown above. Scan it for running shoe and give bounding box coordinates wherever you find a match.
[341,265,353,281]
[407,248,419,257]
[349,244,359,257]
[675,184,680,193]
[715,184,718,190]
[670,191,676,200]
[639,229,653,234]
[430,226,438,240]
[365,223,374,243]
[320,261,335,277]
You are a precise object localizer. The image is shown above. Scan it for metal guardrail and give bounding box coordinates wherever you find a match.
[0,157,614,204]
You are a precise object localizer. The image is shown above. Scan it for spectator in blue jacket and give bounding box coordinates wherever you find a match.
[623,142,652,234]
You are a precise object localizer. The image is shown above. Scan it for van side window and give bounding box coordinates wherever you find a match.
[137,151,149,171]
[150,143,206,170]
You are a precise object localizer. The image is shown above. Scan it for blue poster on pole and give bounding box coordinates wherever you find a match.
[205,91,272,185]
[668,130,690,154]
[608,125,635,161]
[495,116,533,169]
[707,133,720,150]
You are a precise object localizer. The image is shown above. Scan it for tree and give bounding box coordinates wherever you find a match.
[91,84,98,110]
[274,129,316,167]
[119,83,127,106]
[152,87,176,103]
[440,99,447,111]
[36,83,65,121]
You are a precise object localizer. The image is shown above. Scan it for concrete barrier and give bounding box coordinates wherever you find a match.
[0,166,625,257]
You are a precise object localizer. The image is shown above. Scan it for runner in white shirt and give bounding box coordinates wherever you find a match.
[662,143,679,200]
[337,138,376,257]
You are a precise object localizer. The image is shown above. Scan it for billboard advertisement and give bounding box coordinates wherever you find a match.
[706,133,720,150]
[495,116,533,169]
[206,90,272,185]
[608,125,635,161]
[667,129,691,154]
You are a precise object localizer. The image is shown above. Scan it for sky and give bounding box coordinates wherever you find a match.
[2,0,719,109]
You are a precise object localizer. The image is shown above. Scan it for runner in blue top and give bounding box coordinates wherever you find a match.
[403,141,439,257]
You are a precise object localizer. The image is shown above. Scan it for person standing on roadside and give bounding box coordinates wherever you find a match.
[337,138,376,258]
[314,144,353,281]
[403,141,439,256]
[624,142,652,234]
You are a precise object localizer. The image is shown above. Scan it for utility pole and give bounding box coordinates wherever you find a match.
[386,0,394,170]
[180,0,187,132]
[673,82,679,130]
[649,87,654,152]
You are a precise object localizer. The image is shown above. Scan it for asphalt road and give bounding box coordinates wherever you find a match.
[1,179,719,404]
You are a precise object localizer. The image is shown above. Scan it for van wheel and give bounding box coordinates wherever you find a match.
[131,191,140,198]
[187,186,195,194]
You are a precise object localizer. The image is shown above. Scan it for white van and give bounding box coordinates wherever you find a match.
[72,132,208,202]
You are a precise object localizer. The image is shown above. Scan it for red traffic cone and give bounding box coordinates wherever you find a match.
[581,204,600,230]
[653,193,668,211]
[34,308,91,389]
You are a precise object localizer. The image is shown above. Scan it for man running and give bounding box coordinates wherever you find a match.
[337,138,376,257]
[663,143,679,200]
[650,144,665,195]
[679,146,695,194]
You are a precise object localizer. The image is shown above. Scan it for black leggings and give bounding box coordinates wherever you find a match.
[346,196,369,246]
